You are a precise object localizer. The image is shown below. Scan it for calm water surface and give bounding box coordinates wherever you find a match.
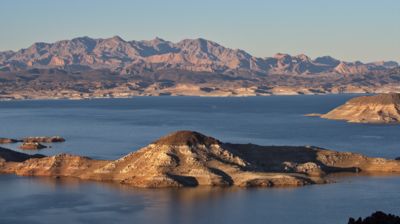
[0,95,399,224]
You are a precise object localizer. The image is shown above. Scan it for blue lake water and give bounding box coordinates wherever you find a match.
[0,95,399,224]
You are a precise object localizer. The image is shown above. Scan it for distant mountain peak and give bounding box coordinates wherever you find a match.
[110,35,125,41]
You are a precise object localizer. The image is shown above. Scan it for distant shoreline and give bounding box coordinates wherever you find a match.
[0,92,371,102]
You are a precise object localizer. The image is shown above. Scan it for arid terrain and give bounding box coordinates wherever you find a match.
[0,36,399,100]
[309,93,400,123]
[1,131,400,188]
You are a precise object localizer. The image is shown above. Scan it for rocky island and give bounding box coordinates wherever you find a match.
[1,130,400,188]
[0,136,65,150]
[309,93,400,123]
[22,136,65,143]
[19,142,48,150]
[0,138,20,144]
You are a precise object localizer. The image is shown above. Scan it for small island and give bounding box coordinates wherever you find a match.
[0,136,65,150]
[19,142,48,150]
[1,130,400,188]
[22,136,65,143]
[0,138,20,144]
[308,93,400,123]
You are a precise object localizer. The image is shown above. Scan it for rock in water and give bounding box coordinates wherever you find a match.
[0,138,20,144]
[319,93,400,123]
[23,136,65,143]
[19,142,48,150]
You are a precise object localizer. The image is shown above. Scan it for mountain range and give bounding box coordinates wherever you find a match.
[1,36,398,75]
[0,36,399,99]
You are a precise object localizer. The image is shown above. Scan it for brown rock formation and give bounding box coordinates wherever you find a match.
[2,131,400,188]
[318,93,400,123]
[19,142,48,150]
[0,138,20,144]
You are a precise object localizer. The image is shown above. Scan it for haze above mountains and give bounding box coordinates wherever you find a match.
[0,36,399,99]
[0,36,398,75]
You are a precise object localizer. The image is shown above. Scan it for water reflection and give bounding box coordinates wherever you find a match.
[1,174,400,224]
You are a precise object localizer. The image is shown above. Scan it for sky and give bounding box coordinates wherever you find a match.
[0,0,399,62]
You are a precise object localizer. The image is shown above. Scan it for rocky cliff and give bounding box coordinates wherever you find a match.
[1,131,400,188]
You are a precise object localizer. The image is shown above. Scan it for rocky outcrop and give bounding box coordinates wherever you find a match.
[348,211,400,224]
[1,131,400,188]
[0,138,20,144]
[316,93,400,123]
[19,142,48,150]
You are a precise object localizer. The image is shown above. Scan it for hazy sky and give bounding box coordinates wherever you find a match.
[1,0,399,62]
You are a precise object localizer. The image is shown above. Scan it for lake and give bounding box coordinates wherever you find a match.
[0,95,399,224]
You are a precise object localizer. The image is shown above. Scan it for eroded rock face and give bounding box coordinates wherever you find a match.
[1,131,400,188]
[317,93,400,123]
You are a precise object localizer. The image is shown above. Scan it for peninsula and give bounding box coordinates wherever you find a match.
[311,93,400,123]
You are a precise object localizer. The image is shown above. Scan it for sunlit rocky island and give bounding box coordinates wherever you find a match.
[307,93,400,123]
[1,130,400,188]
